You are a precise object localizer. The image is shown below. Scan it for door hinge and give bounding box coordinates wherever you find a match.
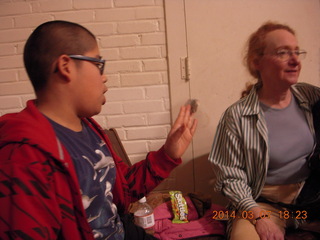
[180,57,190,81]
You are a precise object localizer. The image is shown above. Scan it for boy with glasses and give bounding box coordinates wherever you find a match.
[0,20,197,240]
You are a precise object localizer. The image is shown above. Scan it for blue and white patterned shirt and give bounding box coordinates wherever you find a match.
[48,119,124,240]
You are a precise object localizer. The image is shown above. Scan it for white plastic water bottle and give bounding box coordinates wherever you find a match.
[134,197,155,234]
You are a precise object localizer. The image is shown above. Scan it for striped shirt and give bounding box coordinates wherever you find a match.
[209,82,320,213]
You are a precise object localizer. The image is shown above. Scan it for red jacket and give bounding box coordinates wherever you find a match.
[0,100,181,240]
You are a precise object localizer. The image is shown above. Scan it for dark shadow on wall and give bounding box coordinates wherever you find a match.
[153,153,229,207]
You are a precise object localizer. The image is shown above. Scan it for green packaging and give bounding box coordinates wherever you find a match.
[170,191,189,223]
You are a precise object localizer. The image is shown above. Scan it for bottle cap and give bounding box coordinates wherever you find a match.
[138,197,147,203]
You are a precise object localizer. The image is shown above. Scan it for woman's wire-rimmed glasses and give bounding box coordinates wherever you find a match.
[264,49,307,62]
[68,55,105,75]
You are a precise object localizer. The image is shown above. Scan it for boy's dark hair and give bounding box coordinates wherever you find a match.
[24,20,97,92]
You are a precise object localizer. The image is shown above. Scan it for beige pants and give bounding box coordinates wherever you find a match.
[230,183,319,240]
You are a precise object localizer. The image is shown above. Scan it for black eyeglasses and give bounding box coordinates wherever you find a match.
[68,55,105,75]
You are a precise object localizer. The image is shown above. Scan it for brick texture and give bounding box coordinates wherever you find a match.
[0,0,171,160]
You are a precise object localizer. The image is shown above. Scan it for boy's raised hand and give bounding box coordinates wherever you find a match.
[164,105,198,159]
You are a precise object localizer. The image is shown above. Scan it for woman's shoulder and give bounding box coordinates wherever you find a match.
[225,91,259,115]
[219,96,256,125]
[292,82,320,104]
[293,82,320,92]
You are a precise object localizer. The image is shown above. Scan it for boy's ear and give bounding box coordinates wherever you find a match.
[55,55,73,81]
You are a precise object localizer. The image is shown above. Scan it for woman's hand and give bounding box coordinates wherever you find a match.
[255,218,284,240]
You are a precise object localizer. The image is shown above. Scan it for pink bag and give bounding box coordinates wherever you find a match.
[153,196,226,240]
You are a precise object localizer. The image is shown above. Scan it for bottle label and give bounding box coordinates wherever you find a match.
[134,213,155,229]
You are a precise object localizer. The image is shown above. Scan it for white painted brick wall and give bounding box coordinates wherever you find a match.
[0,0,170,163]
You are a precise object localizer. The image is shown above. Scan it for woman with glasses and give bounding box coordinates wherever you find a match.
[209,21,320,240]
